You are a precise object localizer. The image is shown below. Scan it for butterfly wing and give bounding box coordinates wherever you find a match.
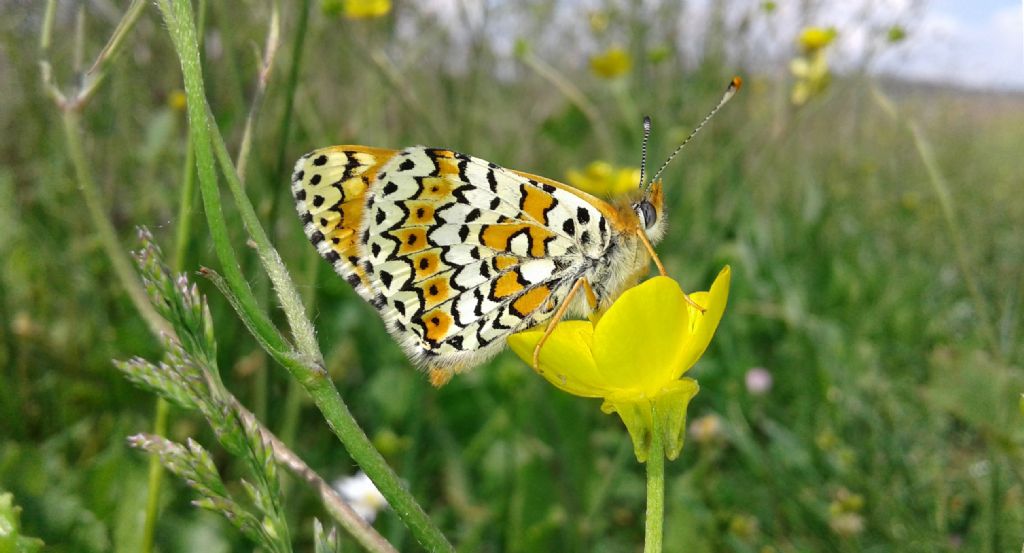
[292,145,398,300]
[294,145,619,371]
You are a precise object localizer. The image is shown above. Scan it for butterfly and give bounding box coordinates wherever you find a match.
[292,78,741,386]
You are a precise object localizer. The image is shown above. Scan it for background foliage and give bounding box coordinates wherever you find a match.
[1,0,1022,551]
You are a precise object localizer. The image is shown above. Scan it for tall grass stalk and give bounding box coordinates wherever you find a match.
[38,0,164,337]
[156,0,453,549]
[516,45,614,157]
[144,1,208,549]
[871,86,999,356]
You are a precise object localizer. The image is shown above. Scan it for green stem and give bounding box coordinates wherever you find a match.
[235,0,279,183]
[271,0,310,193]
[140,398,170,552]
[517,48,613,158]
[157,2,453,550]
[278,251,320,446]
[159,0,289,361]
[61,111,168,338]
[142,5,206,545]
[41,3,169,549]
[644,407,665,553]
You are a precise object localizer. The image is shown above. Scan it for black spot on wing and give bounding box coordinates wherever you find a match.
[577,207,590,224]
[486,169,498,192]
[562,219,575,236]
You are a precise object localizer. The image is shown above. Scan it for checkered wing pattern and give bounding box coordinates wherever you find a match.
[293,146,614,370]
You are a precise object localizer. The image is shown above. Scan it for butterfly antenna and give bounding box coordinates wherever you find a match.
[647,76,742,188]
[638,116,652,188]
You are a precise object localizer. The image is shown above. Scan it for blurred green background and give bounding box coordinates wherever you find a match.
[1,0,1023,551]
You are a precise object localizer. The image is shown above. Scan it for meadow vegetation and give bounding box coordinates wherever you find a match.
[1,1,1022,551]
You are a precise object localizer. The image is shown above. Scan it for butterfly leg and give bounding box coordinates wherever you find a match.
[637,230,706,313]
[531,278,596,370]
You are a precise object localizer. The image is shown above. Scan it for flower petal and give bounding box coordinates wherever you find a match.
[593,276,690,396]
[675,266,731,375]
[507,321,608,397]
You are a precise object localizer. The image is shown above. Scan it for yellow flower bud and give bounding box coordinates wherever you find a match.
[590,47,633,79]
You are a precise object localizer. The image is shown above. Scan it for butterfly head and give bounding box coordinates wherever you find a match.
[633,180,666,243]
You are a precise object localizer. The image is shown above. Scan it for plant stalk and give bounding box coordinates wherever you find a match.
[157,1,453,549]
[644,406,665,553]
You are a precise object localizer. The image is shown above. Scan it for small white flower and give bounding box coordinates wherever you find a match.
[333,471,388,523]
[745,367,773,395]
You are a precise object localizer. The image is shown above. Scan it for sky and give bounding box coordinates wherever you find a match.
[419,0,1024,91]
[868,0,1024,89]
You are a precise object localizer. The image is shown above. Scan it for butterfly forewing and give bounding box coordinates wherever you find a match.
[294,145,615,370]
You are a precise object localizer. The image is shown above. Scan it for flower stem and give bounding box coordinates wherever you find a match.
[644,408,665,553]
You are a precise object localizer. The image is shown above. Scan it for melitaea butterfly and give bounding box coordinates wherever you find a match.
[293,78,741,386]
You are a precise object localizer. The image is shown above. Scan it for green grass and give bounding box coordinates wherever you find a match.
[1,1,1023,552]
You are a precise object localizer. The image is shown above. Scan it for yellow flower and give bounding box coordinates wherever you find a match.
[789,51,831,105]
[323,0,391,19]
[798,26,837,53]
[790,28,833,105]
[590,47,632,79]
[508,268,731,461]
[565,161,640,199]
[588,11,609,34]
[167,89,187,111]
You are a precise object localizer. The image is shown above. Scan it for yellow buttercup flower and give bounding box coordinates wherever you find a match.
[167,89,187,111]
[791,27,836,105]
[590,47,632,79]
[798,26,836,53]
[508,268,731,461]
[322,0,391,19]
[565,161,640,199]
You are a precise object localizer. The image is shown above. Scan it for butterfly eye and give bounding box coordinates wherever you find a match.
[636,200,657,229]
